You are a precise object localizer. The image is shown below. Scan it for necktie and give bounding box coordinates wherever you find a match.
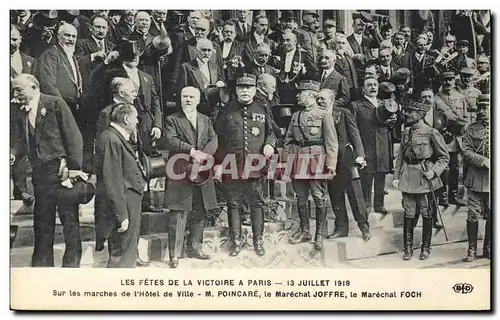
[242,23,247,34]
[322,70,328,83]
[385,68,390,79]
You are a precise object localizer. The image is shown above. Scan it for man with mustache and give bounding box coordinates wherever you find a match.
[245,43,277,79]
[171,18,223,101]
[297,10,321,73]
[177,38,225,117]
[475,55,490,94]
[392,102,449,261]
[456,67,482,123]
[314,49,350,109]
[233,10,252,41]
[116,10,137,40]
[36,23,84,127]
[284,80,337,250]
[462,94,490,262]
[243,15,276,66]
[219,21,246,92]
[334,34,358,100]
[214,75,276,257]
[163,86,218,268]
[11,25,35,78]
[10,73,84,267]
[317,89,370,241]
[435,71,470,206]
[348,77,395,215]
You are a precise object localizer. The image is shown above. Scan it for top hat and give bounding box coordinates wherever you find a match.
[32,10,59,30]
[117,38,140,61]
[140,153,167,180]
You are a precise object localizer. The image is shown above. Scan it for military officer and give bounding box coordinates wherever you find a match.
[284,80,338,250]
[435,71,470,206]
[317,89,370,241]
[214,74,276,257]
[457,67,482,123]
[475,55,490,94]
[462,94,490,262]
[392,102,449,261]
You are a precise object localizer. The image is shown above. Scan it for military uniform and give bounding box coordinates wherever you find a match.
[457,67,482,123]
[393,102,449,261]
[435,72,470,205]
[463,94,490,262]
[214,75,276,257]
[284,80,338,250]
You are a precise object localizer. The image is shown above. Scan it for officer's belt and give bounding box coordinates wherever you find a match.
[291,139,324,147]
[405,158,430,165]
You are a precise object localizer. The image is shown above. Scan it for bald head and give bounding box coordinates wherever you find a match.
[180,86,201,113]
[257,73,276,96]
[380,39,393,51]
[196,38,214,62]
[283,32,297,51]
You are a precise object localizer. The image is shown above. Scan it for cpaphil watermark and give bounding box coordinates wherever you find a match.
[164,152,335,181]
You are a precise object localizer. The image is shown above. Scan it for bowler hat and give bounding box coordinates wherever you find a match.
[297,80,320,92]
[236,74,256,86]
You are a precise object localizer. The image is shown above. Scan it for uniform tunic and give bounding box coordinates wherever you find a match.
[393,121,449,218]
[463,120,490,222]
[284,105,338,207]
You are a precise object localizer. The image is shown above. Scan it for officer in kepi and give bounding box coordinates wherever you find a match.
[284,80,338,251]
[392,102,449,261]
[214,74,276,257]
[462,94,490,262]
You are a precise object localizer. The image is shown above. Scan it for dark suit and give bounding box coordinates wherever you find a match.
[10,52,36,79]
[402,52,437,97]
[313,69,351,108]
[115,20,135,40]
[219,40,246,88]
[243,33,277,65]
[89,63,162,156]
[347,97,393,210]
[392,49,408,68]
[327,107,369,234]
[178,59,225,116]
[20,24,58,58]
[75,37,115,71]
[233,19,251,42]
[171,38,223,99]
[377,62,399,84]
[163,111,218,259]
[347,33,371,56]
[10,94,83,267]
[335,53,358,98]
[95,126,147,268]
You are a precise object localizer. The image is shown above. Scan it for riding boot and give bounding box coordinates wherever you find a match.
[314,206,327,250]
[403,217,414,260]
[481,219,490,259]
[289,204,311,244]
[419,218,432,260]
[463,221,478,262]
[228,207,242,257]
[251,206,265,256]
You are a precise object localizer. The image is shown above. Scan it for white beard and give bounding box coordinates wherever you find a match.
[61,45,75,57]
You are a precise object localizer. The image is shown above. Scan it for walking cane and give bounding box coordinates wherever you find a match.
[421,162,449,241]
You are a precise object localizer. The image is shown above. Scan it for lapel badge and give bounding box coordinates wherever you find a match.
[251,127,260,136]
[40,108,47,117]
[27,61,32,67]
[143,76,148,82]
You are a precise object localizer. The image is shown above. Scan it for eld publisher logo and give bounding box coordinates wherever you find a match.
[452,283,474,294]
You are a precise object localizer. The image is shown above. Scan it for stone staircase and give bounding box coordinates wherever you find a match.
[10,174,479,268]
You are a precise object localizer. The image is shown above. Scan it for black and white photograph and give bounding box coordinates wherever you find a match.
[8,7,491,311]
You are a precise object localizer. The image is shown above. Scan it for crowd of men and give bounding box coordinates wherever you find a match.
[10,9,490,268]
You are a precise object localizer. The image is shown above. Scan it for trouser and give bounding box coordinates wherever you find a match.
[107,191,143,268]
[31,160,82,267]
[361,172,386,208]
[292,179,327,233]
[447,152,461,200]
[402,192,431,219]
[11,156,31,199]
[467,191,490,223]
[327,167,368,232]
[168,187,206,258]
[223,179,265,241]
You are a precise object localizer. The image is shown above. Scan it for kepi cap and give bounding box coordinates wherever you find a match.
[441,71,455,79]
[457,39,469,47]
[302,10,319,17]
[236,74,256,86]
[297,80,320,92]
[323,19,336,27]
[478,94,490,105]
[403,102,429,113]
[460,67,476,76]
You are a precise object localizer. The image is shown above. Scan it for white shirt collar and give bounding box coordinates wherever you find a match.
[189,26,196,36]
[254,32,265,42]
[286,47,296,56]
[183,109,197,117]
[322,67,335,77]
[110,122,131,140]
[92,35,105,46]
[123,63,138,74]
[415,52,424,61]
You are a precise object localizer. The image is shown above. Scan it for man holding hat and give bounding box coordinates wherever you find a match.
[392,102,449,261]
[457,67,482,123]
[284,80,338,251]
[214,74,276,257]
[164,86,219,268]
[435,71,470,206]
[462,94,490,262]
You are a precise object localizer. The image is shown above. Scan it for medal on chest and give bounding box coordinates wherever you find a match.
[310,127,319,135]
[251,127,260,136]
